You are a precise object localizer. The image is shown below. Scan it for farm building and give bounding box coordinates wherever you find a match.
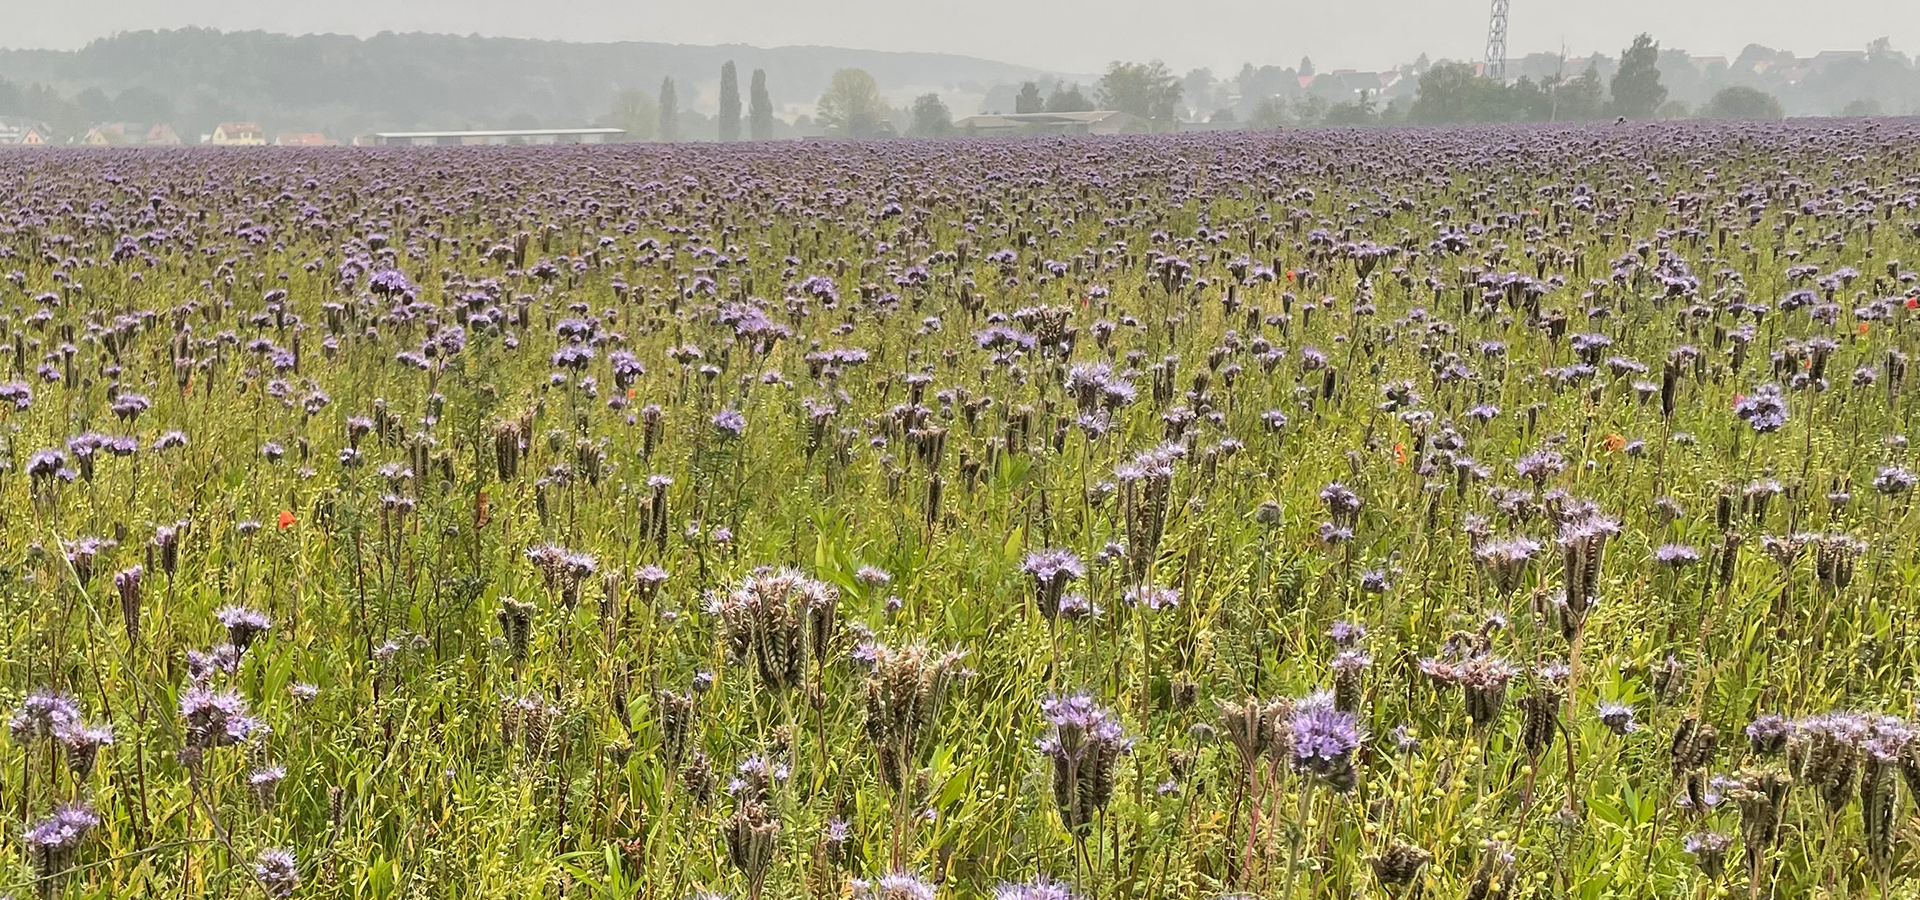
[210,122,267,145]
[362,128,625,147]
[951,111,1137,136]
[0,119,54,146]
[81,123,184,146]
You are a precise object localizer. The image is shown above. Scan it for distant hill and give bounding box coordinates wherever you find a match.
[0,28,1043,137]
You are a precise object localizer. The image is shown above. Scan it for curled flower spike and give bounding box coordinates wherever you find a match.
[1039,692,1133,836]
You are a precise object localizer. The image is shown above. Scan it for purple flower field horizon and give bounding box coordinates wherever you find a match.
[2,119,1919,898]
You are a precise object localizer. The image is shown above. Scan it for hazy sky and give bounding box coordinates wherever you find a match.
[8,0,1918,74]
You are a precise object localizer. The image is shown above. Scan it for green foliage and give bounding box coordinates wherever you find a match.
[1701,86,1784,120]
[1014,82,1044,114]
[1657,99,1694,119]
[1095,60,1182,130]
[1248,96,1289,129]
[1292,94,1330,128]
[110,85,174,124]
[0,28,1043,139]
[10,40,1920,900]
[748,69,774,141]
[601,88,657,141]
[1181,68,1216,118]
[1321,91,1378,126]
[816,68,886,139]
[657,77,679,142]
[1409,61,1514,123]
[1044,83,1094,113]
[1553,63,1608,120]
[1407,63,1602,124]
[1841,98,1886,117]
[908,92,954,138]
[717,61,742,142]
[1611,33,1669,119]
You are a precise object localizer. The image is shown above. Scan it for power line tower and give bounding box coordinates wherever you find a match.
[1484,0,1511,81]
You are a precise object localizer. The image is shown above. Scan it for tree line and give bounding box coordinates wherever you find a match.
[1237,34,1790,129]
[811,61,1190,139]
[599,64,778,143]
[0,27,1033,141]
[8,28,1912,144]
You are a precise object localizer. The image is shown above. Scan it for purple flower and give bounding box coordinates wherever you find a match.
[24,802,99,860]
[550,345,596,370]
[1039,692,1132,834]
[10,689,81,743]
[179,686,262,751]
[110,392,152,421]
[216,605,273,651]
[1873,466,1917,496]
[27,447,67,480]
[995,878,1083,900]
[368,268,415,297]
[1733,384,1789,434]
[1288,691,1363,790]
[1021,549,1085,619]
[0,380,32,410]
[850,873,936,900]
[1316,522,1354,544]
[1746,713,1791,755]
[1389,724,1421,754]
[1474,537,1543,593]
[1514,450,1566,485]
[63,535,116,582]
[1120,585,1179,611]
[1319,482,1363,520]
[186,644,242,682]
[1653,544,1701,568]
[1596,702,1638,735]
[1056,592,1102,621]
[633,565,670,599]
[249,763,286,794]
[712,408,747,438]
[1683,832,1732,877]
[255,848,299,898]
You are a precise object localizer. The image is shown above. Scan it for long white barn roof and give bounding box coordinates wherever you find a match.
[372,128,624,138]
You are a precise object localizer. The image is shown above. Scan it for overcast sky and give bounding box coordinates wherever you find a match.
[9,0,1918,74]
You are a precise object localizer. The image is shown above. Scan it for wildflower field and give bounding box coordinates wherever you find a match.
[4,121,1920,900]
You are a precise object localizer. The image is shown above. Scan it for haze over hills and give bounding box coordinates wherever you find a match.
[13,0,1920,79]
[1,23,1915,145]
[0,28,1051,138]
